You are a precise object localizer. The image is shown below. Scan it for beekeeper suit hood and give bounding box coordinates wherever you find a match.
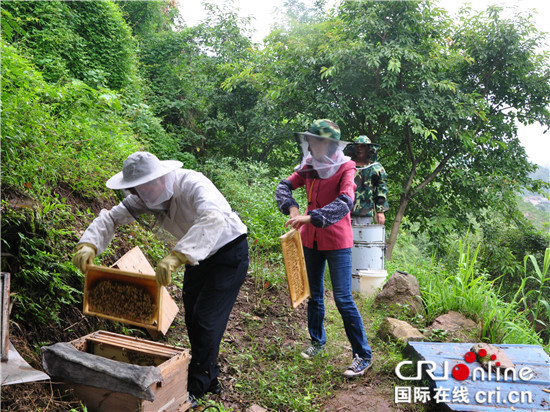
[294,119,351,179]
[107,151,182,210]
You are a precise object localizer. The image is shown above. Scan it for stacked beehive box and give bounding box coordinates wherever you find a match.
[42,330,191,412]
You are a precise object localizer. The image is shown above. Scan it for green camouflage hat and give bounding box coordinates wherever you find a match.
[355,135,379,146]
[303,119,341,141]
[355,135,380,150]
[346,134,381,159]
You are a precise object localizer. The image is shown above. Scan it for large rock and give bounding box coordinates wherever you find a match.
[378,317,425,344]
[373,271,424,316]
[424,311,479,342]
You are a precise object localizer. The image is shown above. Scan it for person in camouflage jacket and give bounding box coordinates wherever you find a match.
[349,135,389,225]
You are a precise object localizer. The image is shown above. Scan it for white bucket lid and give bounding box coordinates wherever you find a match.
[355,269,388,278]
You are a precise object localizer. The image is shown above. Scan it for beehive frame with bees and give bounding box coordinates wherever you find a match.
[84,265,163,331]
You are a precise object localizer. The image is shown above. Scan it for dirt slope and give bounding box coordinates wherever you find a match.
[2,273,419,412]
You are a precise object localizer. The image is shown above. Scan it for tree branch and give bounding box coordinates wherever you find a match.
[402,127,418,199]
[411,150,456,197]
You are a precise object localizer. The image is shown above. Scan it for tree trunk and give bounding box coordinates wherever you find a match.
[386,193,409,261]
[385,150,454,261]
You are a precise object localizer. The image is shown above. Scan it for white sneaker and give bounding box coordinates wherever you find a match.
[300,343,325,359]
[343,354,372,377]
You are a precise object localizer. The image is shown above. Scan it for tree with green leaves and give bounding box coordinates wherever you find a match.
[135,1,281,163]
[225,0,550,259]
[118,0,178,38]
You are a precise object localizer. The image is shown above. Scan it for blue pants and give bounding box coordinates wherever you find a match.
[303,246,372,360]
[183,235,249,396]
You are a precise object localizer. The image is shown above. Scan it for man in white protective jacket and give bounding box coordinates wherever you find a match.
[72,151,249,406]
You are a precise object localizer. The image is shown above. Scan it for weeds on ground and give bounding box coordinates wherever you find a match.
[391,235,547,349]
[519,247,550,338]
[220,259,428,411]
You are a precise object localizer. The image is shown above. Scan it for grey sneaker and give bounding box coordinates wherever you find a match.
[301,343,325,359]
[343,354,372,377]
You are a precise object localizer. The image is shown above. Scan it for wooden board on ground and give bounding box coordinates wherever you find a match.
[67,330,191,412]
[111,246,179,336]
[1,272,10,362]
[279,229,310,309]
[406,341,550,411]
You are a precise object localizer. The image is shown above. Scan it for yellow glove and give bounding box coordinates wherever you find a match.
[156,251,188,286]
[72,243,97,273]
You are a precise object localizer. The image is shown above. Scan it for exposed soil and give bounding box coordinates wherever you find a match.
[208,277,412,412]
[2,272,421,412]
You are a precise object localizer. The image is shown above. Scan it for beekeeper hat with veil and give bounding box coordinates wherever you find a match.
[294,119,352,179]
[106,151,182,233]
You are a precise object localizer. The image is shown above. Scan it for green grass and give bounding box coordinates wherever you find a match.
[388,234,548,350]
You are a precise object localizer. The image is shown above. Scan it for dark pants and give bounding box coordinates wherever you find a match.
[182,235,249,396]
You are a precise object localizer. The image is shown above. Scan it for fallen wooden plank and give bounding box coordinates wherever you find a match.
[403,342,550,412]
[1,272,10,362]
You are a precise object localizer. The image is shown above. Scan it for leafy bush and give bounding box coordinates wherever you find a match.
[2,207,82,327]
[478,224,550,295]
[2,0,138,90]
[1,40,143,334]
[396,236,545,346]
[123,101,198,168]
[200,157,307,252]
[1,40,140,196]
[136,29,210,149]
[119,0,176,38]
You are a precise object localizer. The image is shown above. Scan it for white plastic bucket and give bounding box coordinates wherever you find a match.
[351,269,387,297]
[352,242,385,271]
[352,224,385,243]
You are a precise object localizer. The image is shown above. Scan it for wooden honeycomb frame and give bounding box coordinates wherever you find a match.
[83,265,162,331]
[279,229,310,309]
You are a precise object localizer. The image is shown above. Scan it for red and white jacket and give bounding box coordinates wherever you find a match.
[276,161,356,250]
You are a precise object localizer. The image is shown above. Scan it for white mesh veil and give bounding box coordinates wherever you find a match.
[135,171,176,210]
[116,171,179,247]
[294,133,351,179]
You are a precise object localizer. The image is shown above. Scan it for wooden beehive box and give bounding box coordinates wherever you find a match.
[111,247,179,336]
[84,265,163,331]
[66,330,191,412]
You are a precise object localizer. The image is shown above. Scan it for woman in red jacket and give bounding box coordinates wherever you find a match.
[276,119,373,377]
